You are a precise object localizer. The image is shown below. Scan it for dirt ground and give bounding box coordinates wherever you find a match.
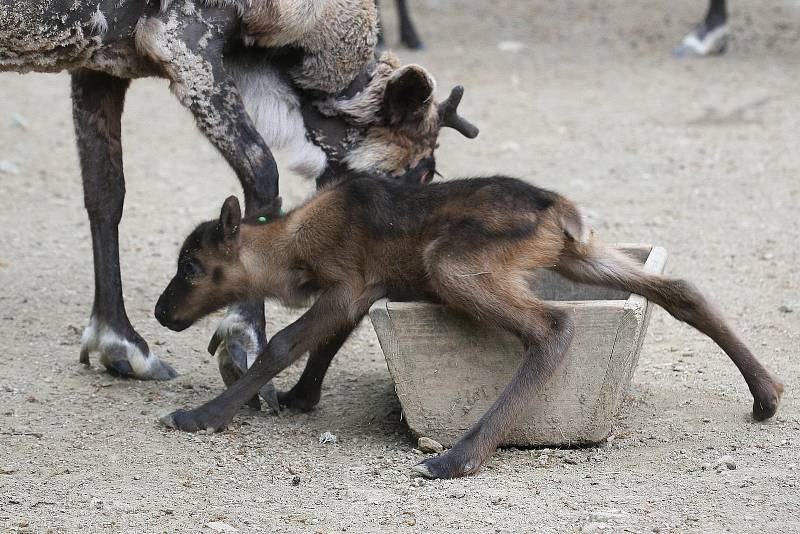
[1,1,799,532]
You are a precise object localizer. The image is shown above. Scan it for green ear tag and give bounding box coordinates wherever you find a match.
[257,216,268,224]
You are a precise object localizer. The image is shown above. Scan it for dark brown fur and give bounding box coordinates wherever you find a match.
[155,175,784,479]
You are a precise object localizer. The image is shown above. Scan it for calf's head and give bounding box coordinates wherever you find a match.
[155,196,265,332]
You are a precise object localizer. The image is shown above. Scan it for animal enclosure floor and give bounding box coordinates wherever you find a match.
[1,1,799,532]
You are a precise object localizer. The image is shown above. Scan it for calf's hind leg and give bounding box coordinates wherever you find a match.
[72,69,176,380]
[277,328,352,412]
[556,237,783,420]
[414,253,574,479]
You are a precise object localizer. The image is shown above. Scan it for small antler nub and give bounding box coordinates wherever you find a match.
[438,85,479,139]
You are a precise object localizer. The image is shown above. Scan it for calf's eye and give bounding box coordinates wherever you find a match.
[181,259,203,279]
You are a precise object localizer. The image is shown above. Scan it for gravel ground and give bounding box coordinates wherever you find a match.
[1,1,799,532]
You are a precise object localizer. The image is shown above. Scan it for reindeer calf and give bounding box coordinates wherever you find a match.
[154,175,783,479]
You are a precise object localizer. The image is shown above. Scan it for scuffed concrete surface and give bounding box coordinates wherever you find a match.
[0,1,799,532]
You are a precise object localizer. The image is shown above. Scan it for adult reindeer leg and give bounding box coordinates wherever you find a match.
[135,6,278,403]
[73,69,177,380]
[674,0,728,57]
[396,0,423,49]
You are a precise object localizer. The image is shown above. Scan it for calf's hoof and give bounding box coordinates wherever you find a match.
[752,380,784,421]
[80,318,177,380]
[277,388,320,413]
[160,407,230,433]
[412,447,481,479]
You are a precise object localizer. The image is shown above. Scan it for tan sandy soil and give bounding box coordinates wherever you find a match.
[1,1,799,532]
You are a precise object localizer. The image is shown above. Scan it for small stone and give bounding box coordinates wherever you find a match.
[291,475,301,486]
[582,522,611,533]
[206,522,238,532]
[417,437,443,453]
[319,431,337,444]
[497,40,525,52]
[11,114,29,129]
[778,305,794,314]
[411,448,423,455]
[714,455,736,471]
[0,161,19,175]
[564,457,580,465]
[589,511,626,522]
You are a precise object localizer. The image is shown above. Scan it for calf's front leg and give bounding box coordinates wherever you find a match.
[73,69,176,380]
[161,287,368,432]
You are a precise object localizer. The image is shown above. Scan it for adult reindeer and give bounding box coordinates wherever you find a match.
[0,0,478,393]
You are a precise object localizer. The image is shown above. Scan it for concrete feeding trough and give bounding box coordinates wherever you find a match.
[369,244,667,448]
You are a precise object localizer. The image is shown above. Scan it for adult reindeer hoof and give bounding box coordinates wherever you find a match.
[752,380,784,421]
[673,25,728,57]
[209,312,280,414]
[80,318,177,380]
[411,448,481,479]
[401,34,424,50]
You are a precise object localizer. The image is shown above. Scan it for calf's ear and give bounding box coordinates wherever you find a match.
[219,196,242,242]
[383,65,435,125]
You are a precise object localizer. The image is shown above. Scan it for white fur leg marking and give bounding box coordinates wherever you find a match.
[676,25,728,56]
[214,311,260,368]
[81,317,160,377]
[229,59,327,180]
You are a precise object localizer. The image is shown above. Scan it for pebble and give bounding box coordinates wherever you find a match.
[714,455,736,471]
[206,522,238,532]
[0,160,19,175]
[417,437,443,453]
[11,114,29,129]
[589,510,626,522]
[497,40,526,52]
[291,475,301,486]
[319,431,337,444]
[582,522,612,533]
[778,305,794,314]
